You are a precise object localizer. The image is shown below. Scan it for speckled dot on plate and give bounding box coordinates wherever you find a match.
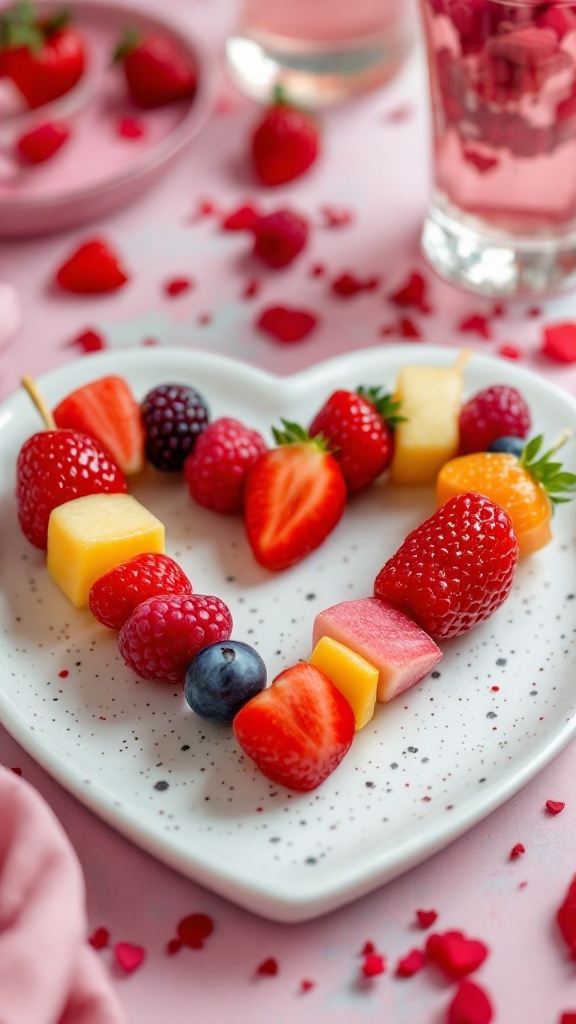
[1,345,576,923]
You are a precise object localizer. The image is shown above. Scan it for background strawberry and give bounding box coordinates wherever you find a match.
[251,89,319,186]
[310,387,403,493]
[16,429,127,549]
[243,420,347,570]
[233,662,355,791]
[374,492,519,639]
[114,28,197,108]
[0,4,85,109]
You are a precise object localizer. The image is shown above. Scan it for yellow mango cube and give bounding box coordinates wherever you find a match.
[47,493,165,608]
[390,352,470,485]
[309,636,378,730]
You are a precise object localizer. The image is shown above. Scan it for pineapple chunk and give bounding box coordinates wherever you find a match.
[390,351,470,485]
[309,636,378,730]
[47,493,164,608]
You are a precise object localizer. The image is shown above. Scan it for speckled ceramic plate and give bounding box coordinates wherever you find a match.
[1,345,575,922]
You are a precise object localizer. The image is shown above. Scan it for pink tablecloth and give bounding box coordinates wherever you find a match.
[1,1,576,1022]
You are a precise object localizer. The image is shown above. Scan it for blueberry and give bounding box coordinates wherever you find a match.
[487,435,525,457]
[184,641,267,723]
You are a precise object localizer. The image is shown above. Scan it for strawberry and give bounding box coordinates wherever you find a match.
[89,552,193,630]
[184,417,267,515]
[251,89,319,186]
[15,120,70,164]
[252,210,309,268]
[16,429,127,549]
[0,3,85,109]
[114,28,197,108]
[309,387,404,493]
[374,492,519,640]
[52,374,145,475]
[55,238,129,294]
[458,384,531,454]
[243,421,347,571]
[233,662,355,791]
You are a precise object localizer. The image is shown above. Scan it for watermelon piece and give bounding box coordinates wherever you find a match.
[312,597,442,703]
[53,375,145,475]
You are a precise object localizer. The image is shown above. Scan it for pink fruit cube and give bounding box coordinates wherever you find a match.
[312,598,442,703]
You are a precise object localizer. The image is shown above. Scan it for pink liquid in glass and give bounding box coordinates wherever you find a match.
[238,0,406,45]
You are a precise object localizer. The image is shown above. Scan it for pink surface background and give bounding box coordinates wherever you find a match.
[1,0,576,1020]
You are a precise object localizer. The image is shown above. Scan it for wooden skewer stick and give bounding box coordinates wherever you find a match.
[21,375,56,430]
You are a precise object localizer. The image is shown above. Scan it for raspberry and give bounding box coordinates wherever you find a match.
[184,417,267,514]
[141,383,209,471]
[252,210,308,268]
[118,593,233,684]
[459,385,531,453]
[89,553,193,630]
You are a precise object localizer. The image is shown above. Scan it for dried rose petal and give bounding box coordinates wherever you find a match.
[458,314,492,339]
[88,926,109,950]
[165,277,193,297]
[242,278,261,299]
[176,913,214,948]
[395,948,426,977]
[426,930,489,979]
[497,345,521,360]
[320,205,354,228]
[400,316,422,338]
[546,800,566,815]
[361,953,386,977]
[257,957,279,976]
[166,938,182,955]
[300,979,315,992]
[557,875,576,956]
[560,1013,576,1024]
[256,305,318,343]
[331,272,369,297]
[221,202,261,231]
[360,940,376,956]
[542,323,576,363]
[114,941,146,973]
[66,329,106,353]
[389,271,429,312]
[462,147,499,173]
[118,116,146,139]
[510,843,525,859]
[416,909,438,928]
[447,979,494,1024]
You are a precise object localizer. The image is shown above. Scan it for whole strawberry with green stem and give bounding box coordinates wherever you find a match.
[251,86,319,186]
[243,420,347,571]
[0,2,85,109]
[113,27,198,108]
[310,386,404,493]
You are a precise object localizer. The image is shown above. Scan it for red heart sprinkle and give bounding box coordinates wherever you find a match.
[447,979,494,1024]
[426,930,489,978]
[176,913,214,948]
[395,948,426,977]
[257,957,278,976]
[416,909,438,928]
[114,942,145,973]
[66,329,106,353]
[546,800,566,815]
[88,926,110,950]
[542,323,576,363]
[300,979,315,992]
[458,314,492,339]
[510,843,525,859]
[389,271,429,312]
[256,305,318,343]
[557,875,576,955]
[361,953,385,977]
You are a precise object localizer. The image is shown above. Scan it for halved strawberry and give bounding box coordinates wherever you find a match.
[243,421,347,571]
[233,662,355,791]
[53,375,145,475]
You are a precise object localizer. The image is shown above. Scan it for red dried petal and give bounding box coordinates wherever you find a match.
[527,306,542,317]
[10,766,23,775]
[331,272,367,297]
[400,316,422,338]
[542,323,576,363]
[165,277,193,297]
[497,345,521,360]
[221,203,261,231]
[395,948,426,977]
[361,954,386,977]
[320,205,354,228]
[300,979,315,992]
[447,979,494,1024]
[416,909,438,928]
[360,940,376,956]
[462,147,499,173]
[546,800,566,815]
[458,314,492,339]
[242,279,261,299]
[257,957,279,976]
[256,305,318,343]
[310,263,325,277]
[176,913,214,948]
[510,843,525,859]
[560,1013,576,1024]
[88,926,110,950]
[426,930,489,979]
[389,271,429,312]
[557,875,576,955]
[166,938,182,955]
[118,116,146,139]
[114,942,146,973]
[66,329,106,353]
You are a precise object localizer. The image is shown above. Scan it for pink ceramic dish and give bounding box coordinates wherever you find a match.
[0,0,216,237]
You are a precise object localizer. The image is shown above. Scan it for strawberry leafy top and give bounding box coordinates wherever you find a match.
[272,419,331,453]
[356,386,405,428]
[520,431,576,505]
[0,1,69,51]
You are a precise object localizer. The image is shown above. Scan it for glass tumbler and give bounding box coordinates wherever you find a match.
[420,0,576,297]
[225,0,414,106]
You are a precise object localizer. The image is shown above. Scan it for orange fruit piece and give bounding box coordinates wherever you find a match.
[436,434,576,558]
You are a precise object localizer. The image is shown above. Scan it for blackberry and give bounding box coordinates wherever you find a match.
[141,383,209,471]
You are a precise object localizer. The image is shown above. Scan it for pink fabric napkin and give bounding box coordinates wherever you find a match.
[0,766,125,1024]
